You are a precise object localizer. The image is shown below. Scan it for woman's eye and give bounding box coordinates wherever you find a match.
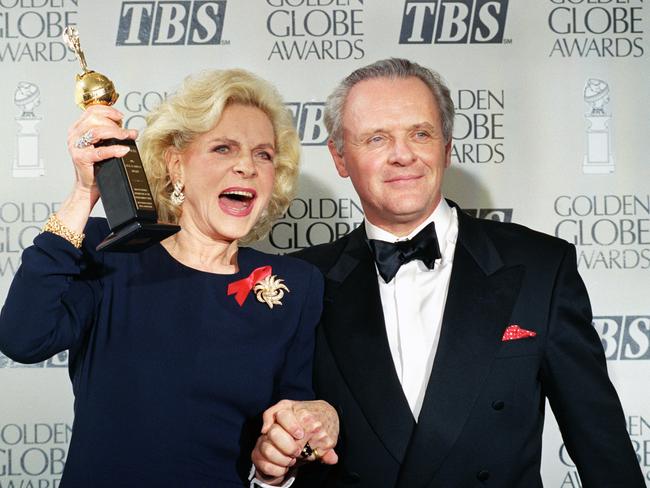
[213,145,230,154]
[256,151,273,161]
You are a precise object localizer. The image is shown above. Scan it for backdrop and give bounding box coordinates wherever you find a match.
[1,1,648,486]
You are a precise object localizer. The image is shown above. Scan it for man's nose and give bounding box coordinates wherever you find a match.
[389,137,417,166]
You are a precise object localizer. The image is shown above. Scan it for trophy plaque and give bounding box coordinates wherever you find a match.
[63,26,179,252]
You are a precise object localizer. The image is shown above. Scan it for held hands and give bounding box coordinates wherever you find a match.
[252,400,339,485]
[67,105,138,201]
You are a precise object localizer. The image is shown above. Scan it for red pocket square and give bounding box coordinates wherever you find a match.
[502,324,537,341]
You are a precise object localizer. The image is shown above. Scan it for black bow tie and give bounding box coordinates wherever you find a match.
[367,221,442,283]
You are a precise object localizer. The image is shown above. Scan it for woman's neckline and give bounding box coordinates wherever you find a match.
[156,242,249,278]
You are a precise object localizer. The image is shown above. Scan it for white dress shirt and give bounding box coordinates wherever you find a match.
[251,200,458,484]
[365,198,459,420]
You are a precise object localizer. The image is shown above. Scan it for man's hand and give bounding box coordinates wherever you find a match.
[252,400,339,482]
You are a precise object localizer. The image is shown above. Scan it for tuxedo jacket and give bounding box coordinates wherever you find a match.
[294,201,643,488]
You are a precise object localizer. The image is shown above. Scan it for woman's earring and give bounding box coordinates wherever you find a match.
[171,181,185,206]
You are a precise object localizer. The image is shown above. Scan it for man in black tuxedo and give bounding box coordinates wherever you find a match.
[252,58,644,487]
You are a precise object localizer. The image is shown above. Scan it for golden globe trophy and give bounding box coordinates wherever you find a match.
[63,26,179,252]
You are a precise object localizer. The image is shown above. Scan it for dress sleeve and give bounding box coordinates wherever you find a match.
[0,223,103,364]
[273,264,324,402]
[541,244,645,487]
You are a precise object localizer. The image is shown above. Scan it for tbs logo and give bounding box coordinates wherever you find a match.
[593,316,650,360]
[286,102,327,146]
[464,208,512,222]
[399,0,509,45]
[116,1,227,46]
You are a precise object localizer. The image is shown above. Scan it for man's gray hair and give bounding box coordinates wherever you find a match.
[324,58,455,154]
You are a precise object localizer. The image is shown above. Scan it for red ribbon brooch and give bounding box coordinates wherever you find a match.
[227,266,290,309]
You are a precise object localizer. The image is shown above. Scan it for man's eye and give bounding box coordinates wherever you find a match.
[368,135,384,144]
[414,131,430,139]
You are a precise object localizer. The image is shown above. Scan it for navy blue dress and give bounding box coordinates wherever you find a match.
[0,218,324,487]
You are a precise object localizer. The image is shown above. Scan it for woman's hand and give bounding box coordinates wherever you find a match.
[251,399,339,483]
[57,105,139,234]
[67,105,138,200]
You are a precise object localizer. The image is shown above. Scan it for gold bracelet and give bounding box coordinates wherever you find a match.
[42,214,85,249]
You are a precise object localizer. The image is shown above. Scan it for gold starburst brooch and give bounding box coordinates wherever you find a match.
[254,275,290,309]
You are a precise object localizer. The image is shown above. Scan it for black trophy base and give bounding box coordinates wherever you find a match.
[97,220,180,252]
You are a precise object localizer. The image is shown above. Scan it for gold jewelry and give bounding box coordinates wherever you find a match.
[300,443,313,459]
[312,447,320,459]
[254,275,289,309]
[42,214,85,249]
[170,180,185,206]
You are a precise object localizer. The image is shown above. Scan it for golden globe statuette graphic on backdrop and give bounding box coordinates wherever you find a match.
[583,79,615,175]
[63,26,179,252]
[13,82,45,177]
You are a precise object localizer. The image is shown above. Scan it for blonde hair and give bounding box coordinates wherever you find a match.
[139,69,300,243]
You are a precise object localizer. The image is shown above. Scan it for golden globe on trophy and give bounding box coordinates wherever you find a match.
[63,26,179,252]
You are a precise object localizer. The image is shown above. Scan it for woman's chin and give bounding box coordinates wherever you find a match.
[209,216,257,242]
[180,206,262,243]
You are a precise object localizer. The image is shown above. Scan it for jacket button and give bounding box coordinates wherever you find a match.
[492,400,505,410]
[477,470,490,481]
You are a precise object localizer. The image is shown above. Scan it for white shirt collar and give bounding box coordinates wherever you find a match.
[365,197,454,257]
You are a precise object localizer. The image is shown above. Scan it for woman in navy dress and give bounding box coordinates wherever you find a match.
[0,69,336,487]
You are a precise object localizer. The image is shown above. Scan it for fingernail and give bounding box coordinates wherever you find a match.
[117,146,130,156]
[295,429,304,439]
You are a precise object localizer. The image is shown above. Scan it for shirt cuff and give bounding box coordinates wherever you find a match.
[248,465,296,488]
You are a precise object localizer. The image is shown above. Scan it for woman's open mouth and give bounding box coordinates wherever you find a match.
[218,188,257,217]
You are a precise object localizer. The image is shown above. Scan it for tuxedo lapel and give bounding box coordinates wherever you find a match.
[321,226,415,464]
[396,208,525,488]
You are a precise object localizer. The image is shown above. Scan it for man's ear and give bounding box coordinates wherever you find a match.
[444,141,452,169]
[328,139,349,178]
[164,147,183,183]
